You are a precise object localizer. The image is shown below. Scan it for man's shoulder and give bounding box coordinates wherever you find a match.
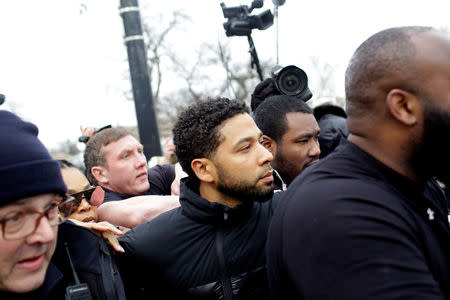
[147,164,176,195]
[148,163,175,177]
[281,152,410,225]
[102,187,128,202]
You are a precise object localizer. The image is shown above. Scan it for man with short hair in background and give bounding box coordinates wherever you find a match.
[83,127,181,229]
[253,94,320,189]
[84,127,176,202]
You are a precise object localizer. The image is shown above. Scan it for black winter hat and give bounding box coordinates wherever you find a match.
[0,110,67,206]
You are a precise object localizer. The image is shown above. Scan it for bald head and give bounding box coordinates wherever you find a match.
[344,26,450,181]
[345,26,436,120]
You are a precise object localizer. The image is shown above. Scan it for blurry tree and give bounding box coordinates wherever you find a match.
[49,139,84,171]
[306,56,344,109]
[51,139,81,157]
[128,5,344,140]
[308,56,337,100]
[129,8,271,138]
[141,10,191,106]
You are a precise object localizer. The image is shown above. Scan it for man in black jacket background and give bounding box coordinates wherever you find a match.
[313,103,349,159]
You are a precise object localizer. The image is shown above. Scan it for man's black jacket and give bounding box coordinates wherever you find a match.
[117,177,281,300]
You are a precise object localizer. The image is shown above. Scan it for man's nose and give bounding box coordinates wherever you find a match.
[136,151,147,167]
[257,142,273,165]
[26,216,56,245]
[309,139,321,157]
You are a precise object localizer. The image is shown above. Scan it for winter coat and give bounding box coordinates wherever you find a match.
[117,177,281,300]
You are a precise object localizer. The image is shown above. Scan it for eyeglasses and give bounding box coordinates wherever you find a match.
[0,194,74,240]
[57,186,104,217]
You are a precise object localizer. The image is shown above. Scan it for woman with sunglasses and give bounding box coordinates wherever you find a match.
[52,159,127,300]
[57,159,124,252]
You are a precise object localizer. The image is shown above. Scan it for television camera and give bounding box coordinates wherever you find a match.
[220,0,275,80]
[221,0,274,37]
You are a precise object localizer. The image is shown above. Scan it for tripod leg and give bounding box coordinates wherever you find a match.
[247,34,264,81]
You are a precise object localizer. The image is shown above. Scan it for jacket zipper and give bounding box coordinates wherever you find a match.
[216,211,233,300]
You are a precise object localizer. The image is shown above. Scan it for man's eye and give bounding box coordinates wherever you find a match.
[47,202,58,210]
[240,145,251,151]
[4,212,24,226]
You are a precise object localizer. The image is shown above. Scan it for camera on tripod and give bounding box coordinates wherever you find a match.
[271,65,312,101]
[221,0,274,37]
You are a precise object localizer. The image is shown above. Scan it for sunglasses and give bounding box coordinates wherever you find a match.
[58,186,104,218]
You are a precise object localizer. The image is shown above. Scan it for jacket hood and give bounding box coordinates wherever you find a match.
[313,104,347,120]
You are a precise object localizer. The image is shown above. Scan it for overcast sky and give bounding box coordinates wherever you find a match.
[0,0,448,150]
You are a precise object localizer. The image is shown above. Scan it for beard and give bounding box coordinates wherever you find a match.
[216,164,274,203]
[413,102,450,183]
[273,149,301,185]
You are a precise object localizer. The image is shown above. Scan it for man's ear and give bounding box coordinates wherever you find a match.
[92,166,108,184]
[261,135,276,155]
[191,158,215,183]
[386,89,419,126]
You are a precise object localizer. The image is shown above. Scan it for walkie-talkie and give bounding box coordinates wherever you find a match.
[64,243,92,300]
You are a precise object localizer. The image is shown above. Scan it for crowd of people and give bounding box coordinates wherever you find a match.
[0,25,449,300]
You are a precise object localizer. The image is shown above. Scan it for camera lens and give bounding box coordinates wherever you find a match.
[282,74,300,94]
[276,66,308,96]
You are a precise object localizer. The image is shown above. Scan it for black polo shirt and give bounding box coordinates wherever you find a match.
[102,164,175,203]
[267,139,450,299]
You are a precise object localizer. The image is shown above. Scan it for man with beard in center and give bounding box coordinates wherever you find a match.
[116,97,281,299]
[267,26,450,299]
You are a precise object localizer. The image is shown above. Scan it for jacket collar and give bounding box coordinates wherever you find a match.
[179,177,254,224]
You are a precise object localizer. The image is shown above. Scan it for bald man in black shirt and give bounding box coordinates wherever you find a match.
[267,26,450,299]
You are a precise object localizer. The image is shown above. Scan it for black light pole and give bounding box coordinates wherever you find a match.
[119,0,161,160]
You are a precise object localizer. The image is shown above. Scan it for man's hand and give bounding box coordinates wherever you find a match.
[164,137,177,164]
[171,162,188,196]
[80,125,96,138]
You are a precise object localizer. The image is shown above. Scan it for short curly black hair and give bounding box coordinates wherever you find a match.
[172,97,249,180]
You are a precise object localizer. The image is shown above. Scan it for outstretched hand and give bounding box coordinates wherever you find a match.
[164,137,177,164]
[69,219,125,253]
[80,125,96,138]
[171,163,188,196]
[100,231,125,253]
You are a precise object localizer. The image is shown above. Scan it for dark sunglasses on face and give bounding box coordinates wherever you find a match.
[57,186,104,218]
